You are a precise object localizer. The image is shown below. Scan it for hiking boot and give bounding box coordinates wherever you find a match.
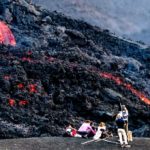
[124,144,131,148]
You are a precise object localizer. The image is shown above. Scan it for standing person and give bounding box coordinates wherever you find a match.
[120,105,129,133]
[78,120,96,138]
[93,122,106,140]
[116,114,131,148]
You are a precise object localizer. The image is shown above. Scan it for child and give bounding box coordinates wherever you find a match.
[93,122,106,140]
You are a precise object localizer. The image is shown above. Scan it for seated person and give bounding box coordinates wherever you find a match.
[93,122,106,140]
[65,124,81,137]
[78,120,96,138]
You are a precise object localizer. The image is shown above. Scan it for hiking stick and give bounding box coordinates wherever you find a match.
[102,139,120,145]
[81,139,96,145]
[95,137,108,142]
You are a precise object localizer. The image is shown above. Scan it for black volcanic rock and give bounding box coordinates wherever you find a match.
[0,0,149,139]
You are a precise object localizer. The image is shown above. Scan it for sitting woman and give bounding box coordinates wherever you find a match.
[93,122,106,140]
[78,120,96,138]
[65,124,81,137]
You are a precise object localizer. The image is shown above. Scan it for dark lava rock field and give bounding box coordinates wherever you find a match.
[0,0,150,138]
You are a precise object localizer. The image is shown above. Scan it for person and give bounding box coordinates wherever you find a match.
[65,124,81,137]
[78,120,96,138]
[120,105,129,133]
[116,114,131,148]
[93,122,106,140]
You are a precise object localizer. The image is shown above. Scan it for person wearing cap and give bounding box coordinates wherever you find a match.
[120,105,129,133]
[116,114,131,148]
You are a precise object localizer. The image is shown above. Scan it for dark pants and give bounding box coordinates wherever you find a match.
[78,131,95,138]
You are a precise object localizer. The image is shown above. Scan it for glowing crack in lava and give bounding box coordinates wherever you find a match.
[19,100,29,106]
[4,55,150,106]
[17,83,24,89]
[99,72,150,105]
[9,99,15,106]
[0,21,16,46]
[28,84,37,93]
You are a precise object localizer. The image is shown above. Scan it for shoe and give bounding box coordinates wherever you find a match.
[121,144,125,148]
[82,135,88,139]
[124,144,131,148]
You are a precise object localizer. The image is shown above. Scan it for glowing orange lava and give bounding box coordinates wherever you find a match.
[17,83,24,89]
[99,72,150,105]
[28,84,37,93]
[19,100,28,106]
[0,21,16,46]
[9,99,15,106]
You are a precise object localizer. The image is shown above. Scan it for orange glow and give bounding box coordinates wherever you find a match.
[19,100,29,106]
[0,21,16,46]
[9,99,15,106]
[28,84,37,93]
[21,57,32,62]
[99,72,150,105]
[17,83,24,89]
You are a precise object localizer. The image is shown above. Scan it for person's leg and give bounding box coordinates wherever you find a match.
[124,121,128,134]
[77,131,88,137]
[93,131,102,140]
[118,129,123,145]
[122,129,128,145]
[87,131,95,137]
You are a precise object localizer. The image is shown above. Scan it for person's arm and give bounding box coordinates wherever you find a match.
[123,110,128,120]
[88,125,96,134]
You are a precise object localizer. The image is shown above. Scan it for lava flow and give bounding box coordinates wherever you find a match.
[99,72,150,105]
[0,21,16,46]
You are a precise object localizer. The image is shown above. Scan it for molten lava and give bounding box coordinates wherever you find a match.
[99,72,150,105]
[28,84,37,93]
[19,100,29,106]
[0,21,16,46]
[9,99,15,106]
[17,83,24,89]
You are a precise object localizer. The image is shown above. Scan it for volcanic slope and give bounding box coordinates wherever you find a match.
[0,0,150,138]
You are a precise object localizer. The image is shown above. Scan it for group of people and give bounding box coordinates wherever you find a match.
[64,105,132,148]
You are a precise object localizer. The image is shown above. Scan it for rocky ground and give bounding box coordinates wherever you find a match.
[0,0,150,139]
[0,137,149,150]
[33,0,150,44]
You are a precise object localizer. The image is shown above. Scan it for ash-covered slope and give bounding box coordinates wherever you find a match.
[33,0,150,45]
[0,0,150,138]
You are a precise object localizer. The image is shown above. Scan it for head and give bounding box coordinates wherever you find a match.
[99,122,105,127]
[121,105,127,111]
[116,114,122,119]
[66,123,73,128]
[67,125,72,128]
[84,120,92,124]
